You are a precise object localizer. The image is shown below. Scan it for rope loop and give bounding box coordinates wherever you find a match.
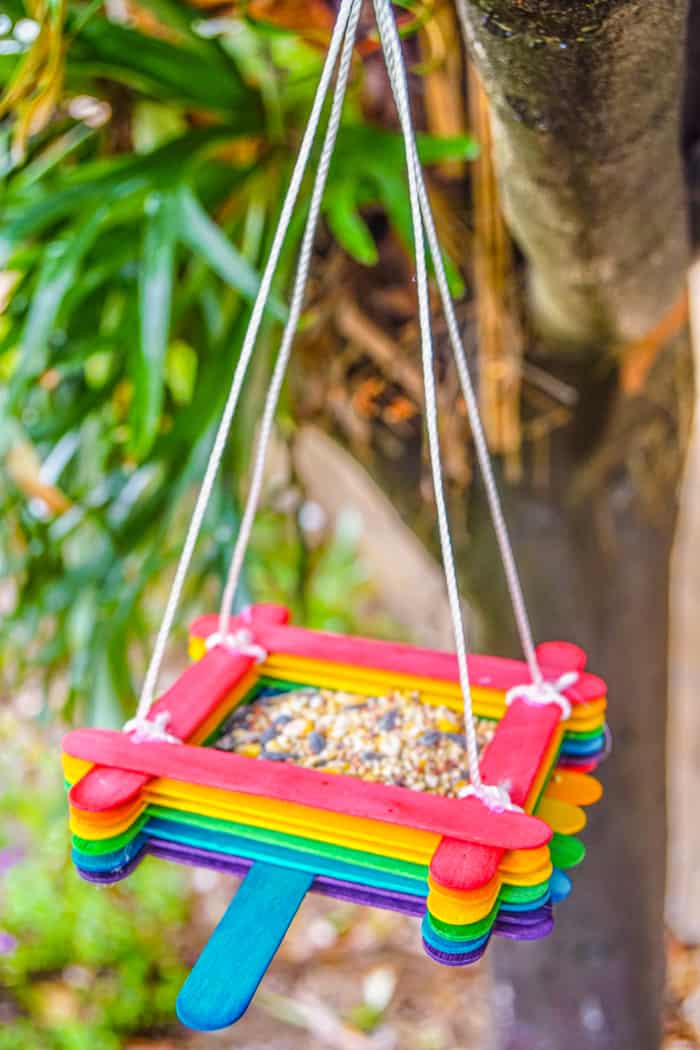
[204,628,268,664]
[505,671,578,721]
[458,781,524,813]
[123,710,181,744]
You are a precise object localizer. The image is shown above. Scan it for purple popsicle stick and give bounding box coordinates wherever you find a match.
[151,841,427,915]
[496,916,554,941]
[75,837,555,936]
[423,940,488,966]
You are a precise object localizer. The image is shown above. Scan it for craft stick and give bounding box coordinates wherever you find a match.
[254,663,607,730]
[256,657,606,720]
[429,699,560,892]
[176,862,313,1031]
[535,798,586,835]
[62,728,552,850]
[544,770,603,806]
[78,838,557,943]
[190,610,606,703]
[423,940,488,966]
[68,647,259,813]
[78,816,429,891]
[550,868,573,902]
[557,757,598,773]
[549,833,585,869]
[72,833,556,949]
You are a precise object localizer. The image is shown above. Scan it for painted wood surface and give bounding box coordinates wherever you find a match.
[176,862,312,1031]
[190,610,606,703]
[62,727,552,850]
[429,699,560,891]
[70,605,289,815]
[70,647,257,812]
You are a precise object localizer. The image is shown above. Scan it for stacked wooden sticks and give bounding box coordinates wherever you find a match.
[61,605,607,1031]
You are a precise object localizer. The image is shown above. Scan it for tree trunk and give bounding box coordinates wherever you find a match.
[448,3,693,1043]
[346,343,688,1049]
[468,368,684,1050]
[456,0,690,347]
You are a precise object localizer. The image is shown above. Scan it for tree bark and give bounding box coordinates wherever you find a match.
[456,0,690,347]
[469,376,681,1050]
[348,344,688,1050]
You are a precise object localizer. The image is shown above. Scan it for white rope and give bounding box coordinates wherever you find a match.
[457,780,518,812]
[374,0,571,806]
[131,0,359,728]
[204,627,268,663]
[448,0,542,688]
[217,0,363,633]
[373,0,499,804]
[506,671,578,721]
[123,710,180,744]
[415,176,543,687]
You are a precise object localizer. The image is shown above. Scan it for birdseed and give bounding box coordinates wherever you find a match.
[213,685,496,797]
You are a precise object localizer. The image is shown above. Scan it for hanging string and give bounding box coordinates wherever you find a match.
[382,36,543,690]
[217,0,363,636]
[132,0,360,725]
[131,0,574,799]
[372,0,511,808]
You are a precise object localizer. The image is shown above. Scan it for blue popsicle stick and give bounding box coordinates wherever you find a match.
[560,735,605,756]
[550,867,572,903]
[176,861,313,1031]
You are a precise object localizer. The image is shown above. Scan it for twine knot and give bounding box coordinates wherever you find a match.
[123,710,181,744]
[505,670,578,721]
[205,627,267,663]
[458,781,523,813]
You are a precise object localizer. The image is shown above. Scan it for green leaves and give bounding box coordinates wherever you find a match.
[10,206,106,404]
[131,183,291,457]
[177,185,283,318]
[0,1,474,726]
[72,14,260,118]
[132,191,177,458]
[325,125,478,267]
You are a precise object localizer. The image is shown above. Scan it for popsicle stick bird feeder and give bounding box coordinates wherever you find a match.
[62,0,609,1034]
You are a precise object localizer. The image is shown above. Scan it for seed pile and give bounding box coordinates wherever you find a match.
[214,685,496,797]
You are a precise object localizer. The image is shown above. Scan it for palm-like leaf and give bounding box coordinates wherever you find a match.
[0,1,476,722]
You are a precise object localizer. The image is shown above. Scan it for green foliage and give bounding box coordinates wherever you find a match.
[0,2,474,724]
[0,720,189,1048]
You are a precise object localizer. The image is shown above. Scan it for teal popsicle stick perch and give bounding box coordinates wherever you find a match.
[176,862,314,1031]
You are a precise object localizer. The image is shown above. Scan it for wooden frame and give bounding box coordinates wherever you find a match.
[62,604,607,1031]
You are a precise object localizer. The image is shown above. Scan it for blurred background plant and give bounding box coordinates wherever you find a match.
[0,713,189,1050]
[0,4,483,1045]
[0,0,476,727]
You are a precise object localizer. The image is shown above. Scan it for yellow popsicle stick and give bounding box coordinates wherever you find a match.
[68,773,552,888]
[63,754,93,782]
[427,882,501,924]
[499,845,550,875]
[260,656,606,726]
[524,726,565,815]
[536,797,587,835]
[187,637,606,726]
[69,779,441,858]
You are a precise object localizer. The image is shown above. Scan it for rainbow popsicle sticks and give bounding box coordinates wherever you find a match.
[62,604,608,1031]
